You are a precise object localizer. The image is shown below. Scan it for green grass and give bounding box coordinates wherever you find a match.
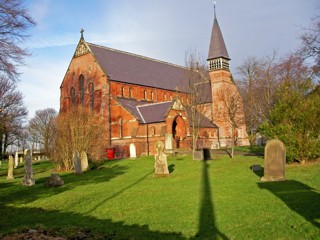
[0,155,319,239]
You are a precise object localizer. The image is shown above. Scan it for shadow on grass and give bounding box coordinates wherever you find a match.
[85,170,153,214]
[258,180,320,228]
[192,160,229,240]
[250,165,264,178]
[168,164,175,173]
[0,163,129,206]
[0,205,186,239]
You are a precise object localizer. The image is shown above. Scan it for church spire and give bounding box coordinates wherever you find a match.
[207,4,230,71]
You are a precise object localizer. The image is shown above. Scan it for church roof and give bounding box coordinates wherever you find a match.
[87,43,191,93]
[116,98,172,123]
[207,13,230,60]
[116,97,217,127]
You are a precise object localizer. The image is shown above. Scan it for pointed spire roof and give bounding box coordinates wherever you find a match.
[207,6,230,60]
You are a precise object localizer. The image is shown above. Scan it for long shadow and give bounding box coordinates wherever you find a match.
[258,180,320,228]
[193,160,229,239]
[86,170,153,214]
[0,205,186,239]
[0,163,129,206]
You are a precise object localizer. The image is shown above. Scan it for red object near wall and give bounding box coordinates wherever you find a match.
[106,148,115,160]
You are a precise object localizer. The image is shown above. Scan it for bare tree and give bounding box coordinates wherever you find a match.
[53,106,107,172]
[216,84,245,158]
[237,53,278,144]
[0,0,35,81]
[28,108,57,157]
[0,76,28,158]
[298,16,320,78]
[185,51,212,157]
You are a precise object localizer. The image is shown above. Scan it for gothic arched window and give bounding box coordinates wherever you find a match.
[151,91,154,101]
[79,75,85,106]
[121,86,124,97]
[144,90,147,100]
[88,82,94,110]
[70,87,76,105]
[129,88,133,98]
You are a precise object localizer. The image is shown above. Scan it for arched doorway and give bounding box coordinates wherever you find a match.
[172,115,187,149]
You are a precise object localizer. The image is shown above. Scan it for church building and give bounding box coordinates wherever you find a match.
[59,9,249,158]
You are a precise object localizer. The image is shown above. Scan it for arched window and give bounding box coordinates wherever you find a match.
[70,87,76,105]
[151,91,154,101]
[144,90,147,100]
[79,75,85,106]
[164,93,167,101]
[129,88,133,98]
[118,117,122,138]
[88,82,94,110]
[121,86,124,97]
[150,127,156,136]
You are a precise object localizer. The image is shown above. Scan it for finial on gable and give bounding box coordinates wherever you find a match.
[80,28,84,39]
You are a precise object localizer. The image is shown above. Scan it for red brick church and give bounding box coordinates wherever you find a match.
[59,9,249,158]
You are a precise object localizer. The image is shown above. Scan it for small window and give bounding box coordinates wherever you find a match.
[70,87,76,105]
[164,93,167,101]
[150,127,156,136]
[144,90,147,100]
[88,82,94,110]
[129,88,133,98]
[121,86,124,97]
[151,91,154,101]
[79,75,85,106]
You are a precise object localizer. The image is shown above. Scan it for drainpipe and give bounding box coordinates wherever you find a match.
[217,127,221,149]
[146,123,149,156]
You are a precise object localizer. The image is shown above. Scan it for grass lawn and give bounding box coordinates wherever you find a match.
[0,154,319,239]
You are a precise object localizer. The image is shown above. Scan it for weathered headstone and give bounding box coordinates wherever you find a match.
[22,149,35,186]
[44,173,64,187]
[19,156,23,163]
[80,151,88,171]
[261,139,286,182]
[129,143,136,158]
[154,141,169,177]
[14,152,19,168]
[73,151,82,174]
[7,155,14,180]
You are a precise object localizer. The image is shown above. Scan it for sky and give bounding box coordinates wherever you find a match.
[19,0,319,119]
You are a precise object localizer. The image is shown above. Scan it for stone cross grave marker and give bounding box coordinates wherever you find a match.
[73,150,82,174]
[154,141,169,177]
[22,149,35,186]
[80,151,88,172]
[7,155,14,180]
[261,139,286,182]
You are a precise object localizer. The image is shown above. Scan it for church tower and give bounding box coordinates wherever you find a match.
[208,5,249,147]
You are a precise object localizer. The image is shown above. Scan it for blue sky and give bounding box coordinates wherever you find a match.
[19,0,319,119]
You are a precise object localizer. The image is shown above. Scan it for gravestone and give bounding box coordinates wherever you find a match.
[129,143,136,158]
[165,134,173,152]
[14,152,19,168]
[154,141,169,177]
[261,139,286,182]
[80,151,88,171]
[7,155,14,180]
[19,156,23,163]
[44,173,64,187]
[22,149,35,186]
[73,151,82,174]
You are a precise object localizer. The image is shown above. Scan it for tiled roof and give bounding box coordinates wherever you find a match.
[116,97,217,128]
[185,106,218,128]
[137,102,172,123]
[207,16,230,60]
[88,43,191,92]
[116,98,172,124]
